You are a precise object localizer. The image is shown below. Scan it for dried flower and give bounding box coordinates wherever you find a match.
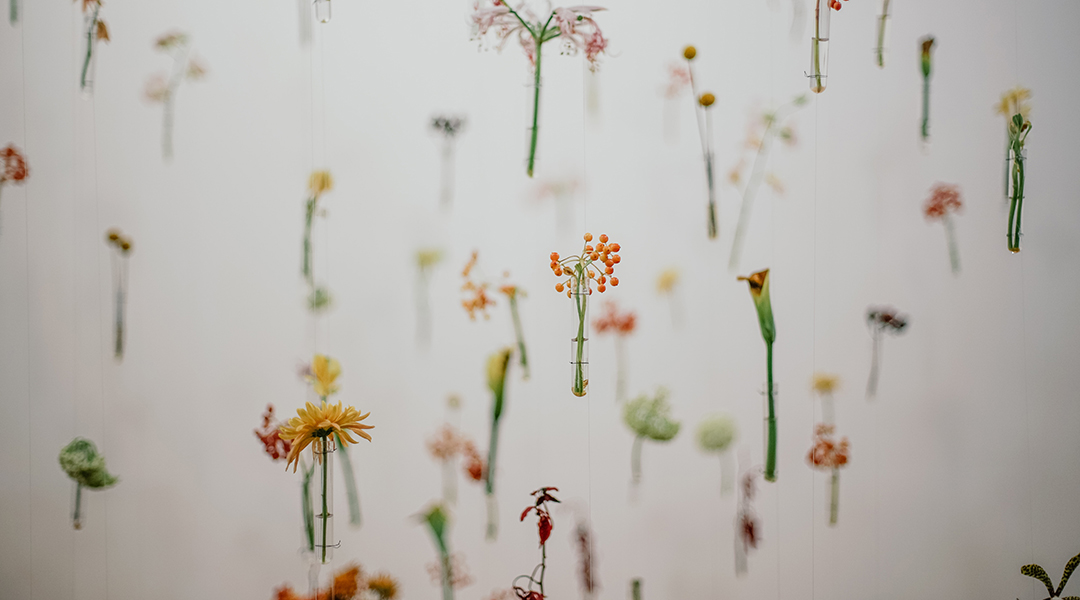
[255,404,293,461]
[427,424,467,461]
[866,307,908,332]
[807,424,850,470]
[575,522,598,595]
[279,401,373,472]
[923,183,962,220]
[427,553,474,590]
[462,251,496,320]
[431,115,467,139]
[0,144,28,184]
[996,86,1032,119]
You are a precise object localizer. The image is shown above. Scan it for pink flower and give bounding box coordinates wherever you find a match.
[923,183,962,221]
[471,1,608,69]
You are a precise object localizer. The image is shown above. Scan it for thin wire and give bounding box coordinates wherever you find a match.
[811,89,820,600]
[581,58,592,547]
[70,7,80,598]
[20,8,34,600]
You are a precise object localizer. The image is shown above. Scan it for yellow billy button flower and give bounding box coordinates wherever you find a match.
[812,373,839,395]
[279,400,373,472]
[308,170,334,196]
[683,45,697,60]
[307,354,341,398]
[699,93,715,107]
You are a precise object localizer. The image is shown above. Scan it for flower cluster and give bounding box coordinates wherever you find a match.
[471,2,608,69]
[923,183,962,220]
[550,233,622,296]
[1,144,28,184]
[273,563,398,600]
[807,424,850,470]
[300,354,342,398]
[737,470,760,551]
[427,424,486,482]
[461,251,497,319]
[811,373,839,395]
[255,404,292,461]
[105,228,133,254]
[593,301,637,335]
[431,115,467,139]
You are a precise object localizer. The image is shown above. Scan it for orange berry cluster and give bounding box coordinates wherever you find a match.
[549,233,623,298]
[461,251,496,320]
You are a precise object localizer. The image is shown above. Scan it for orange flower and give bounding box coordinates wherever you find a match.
[807,424,850,470]
[549,233,623,297]
[923,183,962,220]
[593,301,637,335]
[1,145,28,183]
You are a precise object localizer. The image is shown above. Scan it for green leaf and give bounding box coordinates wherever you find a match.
[1021,564,1056,597]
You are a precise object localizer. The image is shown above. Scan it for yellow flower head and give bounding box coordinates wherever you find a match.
[279,400,373,472]
[811,372,840,394]
[996,86,1032,119]
[367,572,400,600]
[308,170,334,196]
[656,268,680,294]
[487,347,512,397]
[417,248,444,270]
[683,45,697,60]
[306,354,342,398]
[699,93,716,107]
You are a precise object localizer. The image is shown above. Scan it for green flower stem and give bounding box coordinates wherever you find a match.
[921,76,930,141]
[302,195,316,284]
[572,273,588,396]
[811,8,825,93]
[440,550,454,600]
[866,331,882,400]
[301,460,315,553]
[705,150,718,239]
[630,435,643,484]
[632,579,642,600]
[319,442,330,563]
[527,47,543,178]
[80,7,99,91]
[509,296,530,380]
[10,0,17,26]
[485,411,501,540]
[334,432,362,527]
[1007,146,1025,252]
[73,482,83,530]
[829,468,840,526]
[1003,136,1010,201]
[764,341,777,482]
[944,214,960,274]
[538,542,547,598]
[875,0,890,68]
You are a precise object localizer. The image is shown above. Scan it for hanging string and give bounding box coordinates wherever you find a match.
[20,7,34,599]
[581,56,592,552]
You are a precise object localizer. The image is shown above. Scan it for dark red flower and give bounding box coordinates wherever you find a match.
[1,145,28,184]
[254,404,292,461]
[513,587,544,600]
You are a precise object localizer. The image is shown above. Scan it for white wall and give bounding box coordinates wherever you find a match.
[1,0,1079,598]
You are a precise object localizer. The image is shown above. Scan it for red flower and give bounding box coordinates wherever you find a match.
[593,302,637,336]
[254,404,292,461]
[1,145,28,184]
[514,588,544,600]
[923,183,963,221]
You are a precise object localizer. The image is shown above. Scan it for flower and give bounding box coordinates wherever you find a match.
[332,565,363,600]
[866,307,908,332]
[655,268,679,294]
[427,553,474,589]
[417,248,444,270]
[144,75,170,103]
[366,573,400,600]
[699,92,715,107]
[304,354,342,398]
[427,424,468,461]
[279,400,373,472]
[996,86,1032,119]
[738,269,775,344]
[58,438,118,488]
[920,36,935,76]
[95,19,110,42]
[696,413,737,453]
[432,115,467,138]
[487,347,512,397]
[462,441,486,481]
[811,373,840,394]
[923,183,962,220]
[738,510,760,549]
[1,145,28,184]
[683,45,696,60]
[663,63,691,99]
[551,233,622,296]
[471,1,609,69]
[807,424,850,470]
[255,404,293,461]
[308,170,334,196]
[593,301,637,335]
[154,30,189,49]
[462,251,496,319]
[623,388,680,441]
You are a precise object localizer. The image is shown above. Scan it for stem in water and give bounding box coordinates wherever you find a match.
[764,341,777,482]
[80,7,99,90]
[944,214,960,274]
[867,330,882,400]
[875,0,890,68]
[73,482,83,530]
[631,435,643,485]
[829,468,840,525]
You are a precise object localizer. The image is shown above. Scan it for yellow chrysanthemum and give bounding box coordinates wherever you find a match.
[308,170,334,196]
[811,373,840,394]
[279,400,373,472]
[366,572,400,600]
[996,86,1032,119]
[306,354,341,398]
